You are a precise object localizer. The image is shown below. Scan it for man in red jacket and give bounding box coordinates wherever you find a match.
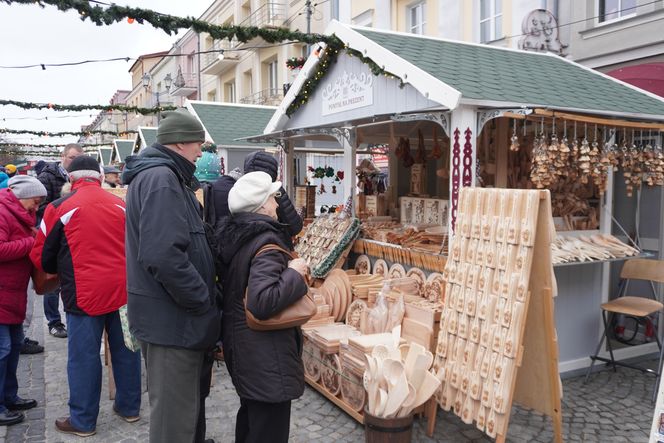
[30,156,141,437]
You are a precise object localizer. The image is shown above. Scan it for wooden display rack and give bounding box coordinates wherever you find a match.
[432,188,562,443]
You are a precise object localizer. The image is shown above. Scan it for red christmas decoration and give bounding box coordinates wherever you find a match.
[127,17,135,24]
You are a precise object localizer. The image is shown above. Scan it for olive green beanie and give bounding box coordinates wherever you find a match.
[156,108,206,145]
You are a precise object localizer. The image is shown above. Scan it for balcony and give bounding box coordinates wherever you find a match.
[239,88,283,106]
[236,2,286,48]
[201,39,241,76]
[170,68,198,97]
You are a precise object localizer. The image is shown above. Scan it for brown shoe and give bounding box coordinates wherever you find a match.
[55,417,96,437]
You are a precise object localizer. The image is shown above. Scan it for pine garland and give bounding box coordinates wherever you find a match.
[3,0,334,45]
[3,1,406,120]
[0,142,112,148]
[0,99,174,115]
[0,127,137,137]
[286,47,403,117]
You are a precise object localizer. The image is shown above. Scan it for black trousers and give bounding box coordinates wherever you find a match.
[194,353,215,443]
[235,398,291,443]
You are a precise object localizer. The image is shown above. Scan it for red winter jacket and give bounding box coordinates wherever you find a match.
[0,188,36,324]
[30,178,127,316]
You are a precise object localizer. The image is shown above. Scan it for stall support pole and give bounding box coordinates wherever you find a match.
[341,129,357,216]
[283,141,294,196]
[448,105,477,234]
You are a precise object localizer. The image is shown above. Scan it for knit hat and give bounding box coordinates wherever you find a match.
[194,151,221,182]
[156,109,206,145]
[67,155,101,173]
[8,175,47,199]
[5,164,17,176]
[228,171,281,215]
[228,167,243,181]
[103,165,121,174]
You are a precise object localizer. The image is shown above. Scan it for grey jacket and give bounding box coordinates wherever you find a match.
[122,145,220,350]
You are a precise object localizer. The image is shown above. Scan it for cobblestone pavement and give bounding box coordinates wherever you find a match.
[1,294,657,442]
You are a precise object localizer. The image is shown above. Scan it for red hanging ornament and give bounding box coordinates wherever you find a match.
[332,185,337,194]
[127,17,135,24]
[47,103,53,109]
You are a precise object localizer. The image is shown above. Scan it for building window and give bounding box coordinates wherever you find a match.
[352,9,373,27]
[480,0,502,43]
[225,81,236,103]
[331,0,339,20]
[408,2,426,35]
[598,0,636,23]
[207,90,217,102]
[267,60,278,95]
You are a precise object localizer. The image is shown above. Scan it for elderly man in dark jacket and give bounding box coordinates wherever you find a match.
[212,152,303,237]
[217,171,309,443]
[122,109,220,443]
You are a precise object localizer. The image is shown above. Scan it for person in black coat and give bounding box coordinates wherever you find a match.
[216,171,309,443]
[243,151,303,237]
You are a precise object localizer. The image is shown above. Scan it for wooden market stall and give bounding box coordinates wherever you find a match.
[242,21,664,440]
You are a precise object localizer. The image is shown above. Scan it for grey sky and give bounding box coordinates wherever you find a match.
[0,0,211,146]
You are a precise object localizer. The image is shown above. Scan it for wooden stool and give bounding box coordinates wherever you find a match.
[584,259,664,402]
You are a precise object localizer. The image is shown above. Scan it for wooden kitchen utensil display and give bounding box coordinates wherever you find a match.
[433,188,562,443]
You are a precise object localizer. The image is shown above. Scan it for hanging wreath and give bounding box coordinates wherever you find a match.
[286,57,306,70]
[308,165,344,181]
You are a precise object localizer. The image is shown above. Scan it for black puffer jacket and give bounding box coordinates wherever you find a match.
[244,152,303,236]
[211,175,236,218]
[36,162,67,222]
[217,212,308,403]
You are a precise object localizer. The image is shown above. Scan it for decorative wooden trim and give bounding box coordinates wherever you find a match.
[451,128,461,232]
[462,127,473,187]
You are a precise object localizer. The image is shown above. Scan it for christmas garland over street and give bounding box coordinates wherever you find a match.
[1,127,137,137]
[2,0,406,120]
[0,99,174,115]
[0,142,113,149]
[2,0,333,45]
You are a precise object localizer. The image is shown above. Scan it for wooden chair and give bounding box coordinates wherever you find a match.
[584,258,664,401]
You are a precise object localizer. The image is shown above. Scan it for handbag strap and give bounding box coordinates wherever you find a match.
[254,243,296,260]
[253,243,310,285]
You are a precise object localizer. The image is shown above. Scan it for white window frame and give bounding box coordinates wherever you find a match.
[225,81,236,103]
[267,60,278,96]
[479,0,503,43]
[596,0,637,25]
[408,2,426,35]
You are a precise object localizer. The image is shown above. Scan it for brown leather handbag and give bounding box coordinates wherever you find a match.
[31,267,59,295]
[244,244,315,331]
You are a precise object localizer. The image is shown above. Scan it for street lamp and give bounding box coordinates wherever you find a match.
[142,73,173,123]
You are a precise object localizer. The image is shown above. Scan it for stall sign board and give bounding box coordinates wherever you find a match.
[321,71,373,116]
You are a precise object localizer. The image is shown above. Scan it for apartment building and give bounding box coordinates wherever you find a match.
[567,0,664,91]
[198,0,339,106]
[81,90,130,145]
[124,51,169,131]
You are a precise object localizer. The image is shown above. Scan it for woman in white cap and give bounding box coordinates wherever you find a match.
[0,176,45,426]
[216,171,309,443]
